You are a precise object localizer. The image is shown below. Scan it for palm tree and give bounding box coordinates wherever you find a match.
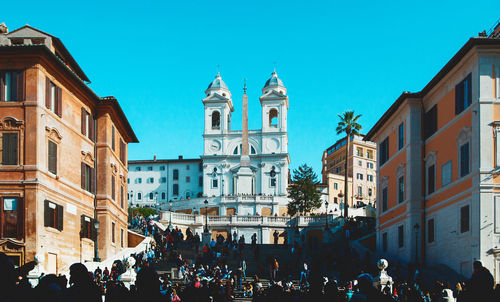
[336,111,362,218]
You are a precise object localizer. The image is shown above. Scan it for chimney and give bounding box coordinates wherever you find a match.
[178,155,183,160]
[153,155,157,161]
[0,23,8,34]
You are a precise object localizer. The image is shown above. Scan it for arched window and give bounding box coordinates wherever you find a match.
[212,111,220,129]
[233,146,238,154]
[269,109,278,128]
[251,146,256,154]
[137,192,142,200]
[161,192,166,200]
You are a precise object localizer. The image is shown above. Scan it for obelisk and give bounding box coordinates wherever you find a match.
[236,81,253,194]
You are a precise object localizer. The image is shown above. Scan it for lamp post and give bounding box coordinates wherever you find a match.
[168,200,173,230]
[338,191,344,217]
[155,192,159,210]
[204,199,209,233]
[414,223,420,264]
[93,219,100,262]
[325,201,329,230]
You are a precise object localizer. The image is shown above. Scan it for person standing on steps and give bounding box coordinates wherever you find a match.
[273,230,279,245]
[241,259,247,281]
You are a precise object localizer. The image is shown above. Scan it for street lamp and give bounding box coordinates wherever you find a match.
[325,201,329,230]
[204,199,209,233]
[168,200,173,230]
[414,223,420,264]
[130,190,133,206]
[155,192,158,210]
[93,219,100,262]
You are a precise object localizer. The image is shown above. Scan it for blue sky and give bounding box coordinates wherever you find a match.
[3,1,499,175]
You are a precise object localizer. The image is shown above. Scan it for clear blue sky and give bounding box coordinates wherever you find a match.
[3,1,499,175]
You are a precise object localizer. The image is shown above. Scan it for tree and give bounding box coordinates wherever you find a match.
[336,110,362,218]
[287,164,322,216]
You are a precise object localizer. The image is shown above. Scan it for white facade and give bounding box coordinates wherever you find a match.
[127,157,203,207]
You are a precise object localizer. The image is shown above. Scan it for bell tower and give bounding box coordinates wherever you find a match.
[260,70,288,134]
[202,72,233,135]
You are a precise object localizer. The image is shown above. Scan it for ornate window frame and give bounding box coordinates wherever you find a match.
[0,117,24,166]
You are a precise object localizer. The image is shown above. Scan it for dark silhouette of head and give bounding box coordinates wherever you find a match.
[69,263,91,286]
[135,267,161,298]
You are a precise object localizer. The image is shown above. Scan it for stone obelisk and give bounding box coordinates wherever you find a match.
[236,81,253,194]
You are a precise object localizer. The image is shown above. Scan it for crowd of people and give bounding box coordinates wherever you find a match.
[2,219,500,302]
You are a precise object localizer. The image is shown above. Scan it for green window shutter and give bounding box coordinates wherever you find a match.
[48,141,57,174]
[44,200,50,227]
[2,133,18,165]
[57,204,64,231]
[16,70,25,101]
[0,71,5,101]
[45,77,51,109]
[55,86,62,117]
[81,162,86,189]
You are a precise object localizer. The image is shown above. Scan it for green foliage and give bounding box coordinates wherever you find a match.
[287,164,322,216]
[336,110,362,136]
[128,207,157,221]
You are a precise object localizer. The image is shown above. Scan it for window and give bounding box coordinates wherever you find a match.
[186,165,190,170]
[48,140,57,174]
[2,133,18,165]
[173,184,179,196]
[441,161,452,187]
[121,229,124,248]
[334,183,338,190]
[424,105,438,140]
[45,78,62,117]
[199,163,203,172]
[173,169,179,180]
[367,175,374,182]
[111,175,116,200]
[119,140,126,163]
[379,137,389,165]
[460,205,470,233]
[455,73,472,115]
[81,163,94,193]
[382,232,388,252]
[366,150,373,159]
[0,197,22,238]
[358,160,362,166]
[270,178,276,187]
[120,186,124,208]
[127,178,130,184]
[367,162,374,169]
[147,166,153,171]
[135,178,142,184]
[147,177,154,184]
[135,166,141,171]
[137,192,142,200]
[212,111,220,129]
[460,142,470,177]
[0,70,25,102]
[427,164,435,195]
[160,177,167,183]
[368,188,373,197]
[111,222,115,243]
[160,166,165,171]
[398,175,405,203]
[186,192,191,199]
[44,200,63,231]
[398,225,404,248]
[356,173,363,180]
[161,192,166,200]
[199,176,203,187]
[269,109,278,127]
[357,186,362,196]
[80,108,94,141]
[212,179,218,188]
[111,126,115,151]
[382,187,388,212]
[427,219,435,243]
[80,215,94,240]
[356,148,363,157]
[149,192,153,200]
[186,176,190,183]
[398,122,405,150]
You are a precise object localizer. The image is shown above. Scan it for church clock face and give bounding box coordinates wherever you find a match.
[209,140,221,152]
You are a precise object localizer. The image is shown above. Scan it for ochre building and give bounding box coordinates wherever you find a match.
[0,24,138,273]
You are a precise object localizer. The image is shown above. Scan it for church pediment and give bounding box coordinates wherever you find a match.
[229,164,259,173]
[203,92,229,102]
[260,90,287,100]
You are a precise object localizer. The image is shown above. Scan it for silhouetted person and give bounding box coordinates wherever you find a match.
[0,252,22,302]
[133,267,162,300]
[63,263,101,302]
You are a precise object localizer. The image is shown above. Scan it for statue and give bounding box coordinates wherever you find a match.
[27,253,45,287]
[373,259,393,292]
[119,256,137,289]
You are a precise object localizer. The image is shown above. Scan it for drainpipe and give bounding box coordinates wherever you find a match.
[93,114,100,262]
[420,100,426,267]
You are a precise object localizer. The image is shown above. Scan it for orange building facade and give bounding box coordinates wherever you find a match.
[366,26,500,281]
[0,24,137,273]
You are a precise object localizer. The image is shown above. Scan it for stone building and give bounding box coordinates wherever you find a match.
[127,156,203,207]
[365,23,500,281]
[0,24,137,272]
[321,135,377,208]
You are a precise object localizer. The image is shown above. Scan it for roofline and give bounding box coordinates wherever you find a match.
[128,158,202,165]
[8,25,90,82]
[365,37,500,141]
[99,97,139,143]
[325,134,366,153]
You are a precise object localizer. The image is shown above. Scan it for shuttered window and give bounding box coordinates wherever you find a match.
[460,142,470,177]
[81,162,95,193]
[111,175,116,200]
[120,186,124,208]
[381,187,388,212]
[48,140,57,174]
[460,205,470,233]
[427,164,435,195]
[111,126,116,151]
[424,105,438,140]
[455,73,472,115]
[111,222,115,243]
[1,133,18,165]
[119,139,126,163]
[398,175,405,203]
[173,184,179,196]
[44,200,63,231]
[398,225,404,248]
[81,108,94,141]
[379,137,389,166]
[0,70,25,102]
[45,77,62,117]
[80,215,95,240]
[0,197,23,239]
[427,219,435,243]
[121,229,124,248]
